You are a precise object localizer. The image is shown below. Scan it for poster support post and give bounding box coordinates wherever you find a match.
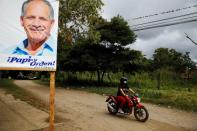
[49,71,55,131]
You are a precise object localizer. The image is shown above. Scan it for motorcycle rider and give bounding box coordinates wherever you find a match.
[117,77,135,114]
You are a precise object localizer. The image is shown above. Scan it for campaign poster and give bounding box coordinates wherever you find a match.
[0,0,59,71]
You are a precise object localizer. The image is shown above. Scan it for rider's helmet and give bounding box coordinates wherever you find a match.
[120,77,128,85]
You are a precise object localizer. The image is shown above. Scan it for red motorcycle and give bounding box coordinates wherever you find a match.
[105,93,149,122]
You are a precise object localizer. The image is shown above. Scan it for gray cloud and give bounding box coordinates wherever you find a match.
[102,0,197,61]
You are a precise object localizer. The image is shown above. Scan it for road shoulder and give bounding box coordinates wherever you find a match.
[0,88,49,131]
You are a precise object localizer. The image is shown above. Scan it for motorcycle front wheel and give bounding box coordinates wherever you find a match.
[134,106,149,122]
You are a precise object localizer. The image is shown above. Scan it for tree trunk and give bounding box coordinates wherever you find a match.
[89,72,93,81]
[97,70,101,85]
[101,70,106,83]
[107,73,112,82]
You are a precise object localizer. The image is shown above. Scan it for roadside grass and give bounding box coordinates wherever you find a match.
[0,79,62,123]
[75,86,197,113]
[138,88,197,112]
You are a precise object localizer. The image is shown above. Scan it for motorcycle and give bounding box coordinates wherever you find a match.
[105,93,149,122]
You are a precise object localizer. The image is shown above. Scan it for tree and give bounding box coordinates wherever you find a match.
[57,0,104,71]
[153,48,170,69]
[123,50,150,73]
[153,47,196,89]
[58,0,104,45]
[94,15,136,82]
[182,52,196,72]
[153,48,169,89]
[97,15,136,46]
[62,41,112,84]
[62,16,137,84]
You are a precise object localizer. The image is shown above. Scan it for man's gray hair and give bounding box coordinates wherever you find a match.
[21,0,54,19]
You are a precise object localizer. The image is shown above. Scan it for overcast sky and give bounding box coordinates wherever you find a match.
[101,0,197,62]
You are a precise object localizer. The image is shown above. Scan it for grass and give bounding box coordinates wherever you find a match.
[138,88,197,112]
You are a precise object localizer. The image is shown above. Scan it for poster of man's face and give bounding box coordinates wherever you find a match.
[0,0,59,71]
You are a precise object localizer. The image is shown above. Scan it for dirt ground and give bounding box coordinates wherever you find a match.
[0,89,49,131]
[1,80,197,131]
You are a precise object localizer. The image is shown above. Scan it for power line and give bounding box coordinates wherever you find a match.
[132,4,197,20]
[132,15,197,30]
[132,18,197,31]
[131,12,197,27]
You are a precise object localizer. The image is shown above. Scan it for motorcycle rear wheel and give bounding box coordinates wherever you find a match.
[134,106,149,122]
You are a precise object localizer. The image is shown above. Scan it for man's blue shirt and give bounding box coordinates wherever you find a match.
[12,39,53,56]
